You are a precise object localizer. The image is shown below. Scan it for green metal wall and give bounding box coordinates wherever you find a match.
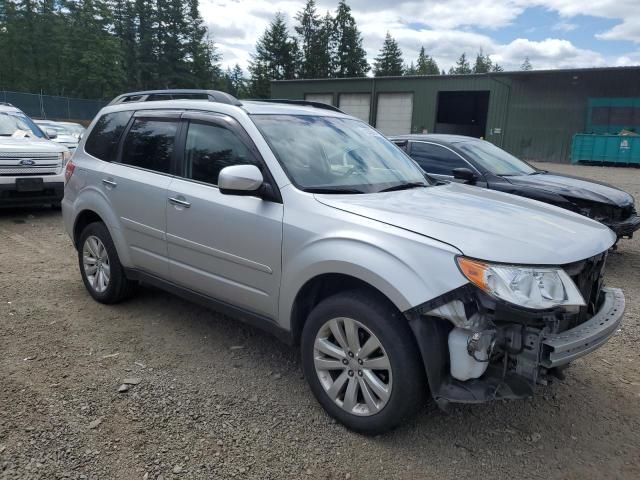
[271,67,640,163]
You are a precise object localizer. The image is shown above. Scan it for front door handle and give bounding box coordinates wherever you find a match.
[169,196,191,208]
[102,178,117,187]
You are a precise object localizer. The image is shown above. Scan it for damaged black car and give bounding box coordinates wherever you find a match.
[391,134,640,239]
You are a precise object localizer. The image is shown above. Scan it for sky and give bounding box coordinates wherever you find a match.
[201,0,640,74]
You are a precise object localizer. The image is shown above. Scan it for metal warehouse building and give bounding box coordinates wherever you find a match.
[271,66,640,163]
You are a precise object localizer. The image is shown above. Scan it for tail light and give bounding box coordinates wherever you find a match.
[64,159,75,183]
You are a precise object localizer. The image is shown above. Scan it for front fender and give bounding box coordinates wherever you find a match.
[278,234,467,330]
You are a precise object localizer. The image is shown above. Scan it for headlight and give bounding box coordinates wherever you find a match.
[456,256,585,309]
[61,150,72,166]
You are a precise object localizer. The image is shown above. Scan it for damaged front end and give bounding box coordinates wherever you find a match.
[570,199,640,239]
[405,252,625,409]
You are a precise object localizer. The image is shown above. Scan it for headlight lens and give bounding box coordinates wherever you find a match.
[456,256,585,309]
[61,150,72,166]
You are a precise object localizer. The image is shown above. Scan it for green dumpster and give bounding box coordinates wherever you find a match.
[571,134,640,165]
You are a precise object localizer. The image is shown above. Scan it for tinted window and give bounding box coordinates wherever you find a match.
[120,118,177,173]
[410,142,468,175]
[85,111,133,161]
[184,122,256,185]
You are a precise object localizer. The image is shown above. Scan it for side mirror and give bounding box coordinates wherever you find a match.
[45,128,58,140]
[452,167,477,184]
[218,165,264,195]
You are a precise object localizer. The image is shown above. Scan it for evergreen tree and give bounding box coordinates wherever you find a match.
[185,0,222,87]
[521,56,532,71]
[333,0,368,77]
[473,49,493,73]
[416,46,439,75]
[295,0,331,78]
[404,61,417,76]
[373,32,403,77]
[492,63,504,72]
[249,12,300,98]
[452,52,472,74]
[223,64,247,98]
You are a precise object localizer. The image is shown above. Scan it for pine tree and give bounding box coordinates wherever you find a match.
[452,53,472,74]
[185,0,221,87]
[521,56,532,71]
[404,61,417,76]
[333,0,368,77]
[416,46,439,75]
[492,63,504,72]
[473,50,493,73]
[249,12,300,98]
[373,32,403,77]
[295,0,331,78]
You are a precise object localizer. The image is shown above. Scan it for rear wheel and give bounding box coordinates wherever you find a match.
[301,290,426,435]
[78,222,135,304]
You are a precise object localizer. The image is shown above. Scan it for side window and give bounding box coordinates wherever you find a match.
[410,142,468,175]
[120,118,178,174]
[184,122,256,185]
[84,111,133,162]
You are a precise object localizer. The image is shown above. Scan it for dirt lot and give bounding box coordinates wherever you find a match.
[1,162,639,480]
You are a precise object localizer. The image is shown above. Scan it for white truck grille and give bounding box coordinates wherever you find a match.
[0,152,62,176]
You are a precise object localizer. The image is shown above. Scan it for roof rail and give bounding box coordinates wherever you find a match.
[108,89,242,107]
[257,99,344,113]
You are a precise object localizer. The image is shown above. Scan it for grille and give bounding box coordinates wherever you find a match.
[564,251,607,325]
[0,152,62,176]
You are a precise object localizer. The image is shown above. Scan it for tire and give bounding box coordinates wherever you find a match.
[301,289,426,435]
[77,222,135,304]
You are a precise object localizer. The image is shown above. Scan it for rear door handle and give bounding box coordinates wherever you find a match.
[102,178,117,187]
[169,196,191,208]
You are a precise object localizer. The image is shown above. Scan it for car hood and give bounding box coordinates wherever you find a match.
[0,136,67,153]
[315,183,616,265]
[503,171,634,207]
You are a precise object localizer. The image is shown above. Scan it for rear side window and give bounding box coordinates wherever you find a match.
[120,118,178,174]
[183,122,256,185]
[85,111,133,161]
[410,142,468,175]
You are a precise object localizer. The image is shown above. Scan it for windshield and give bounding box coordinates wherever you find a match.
[458,140,536,176]
[252,115,429,193]
[0,112,46,138]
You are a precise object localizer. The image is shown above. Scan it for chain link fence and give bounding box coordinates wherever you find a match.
[1,90,108,124]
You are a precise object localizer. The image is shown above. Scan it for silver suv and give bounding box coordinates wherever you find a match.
[1,103,71,207]
[62,90,625,434]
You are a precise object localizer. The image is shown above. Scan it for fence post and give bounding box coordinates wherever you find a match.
[67,97,71,119]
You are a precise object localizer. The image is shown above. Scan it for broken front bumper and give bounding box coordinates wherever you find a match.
[407,286,625,407]
[541,287,624,367]
[606,214,640,238]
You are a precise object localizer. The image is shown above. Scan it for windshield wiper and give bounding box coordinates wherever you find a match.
[378,182,427,193]
[303,187,366,194]
[529,170,548,175]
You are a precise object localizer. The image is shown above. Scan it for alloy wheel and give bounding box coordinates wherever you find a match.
[82,235,110,293]
[313,317,392,416]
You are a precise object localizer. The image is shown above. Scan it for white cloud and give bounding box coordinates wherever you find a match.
[201,0,638,72]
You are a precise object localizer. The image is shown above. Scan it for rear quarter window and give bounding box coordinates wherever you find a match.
[84,111,133,162]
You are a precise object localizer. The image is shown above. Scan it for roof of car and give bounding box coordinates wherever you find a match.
[101,98,349,118]
[0,104,23,113]
[389,134,481,144]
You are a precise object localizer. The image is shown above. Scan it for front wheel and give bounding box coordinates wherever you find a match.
[301,290,426,435]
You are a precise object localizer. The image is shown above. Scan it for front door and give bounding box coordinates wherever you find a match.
[166,113,283,320]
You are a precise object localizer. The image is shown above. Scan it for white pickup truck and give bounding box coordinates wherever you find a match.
[0,103,71,207]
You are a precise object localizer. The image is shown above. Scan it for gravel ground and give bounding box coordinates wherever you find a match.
[1,163,639,480]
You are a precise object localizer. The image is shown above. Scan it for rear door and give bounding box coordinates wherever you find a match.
[166,112,283,319]
[408,141,486,186]
[101,110,181,277]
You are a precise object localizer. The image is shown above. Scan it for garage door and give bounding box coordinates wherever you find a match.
[375,93,413,135]
[339,93,371,122]
[304,93,334,105]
